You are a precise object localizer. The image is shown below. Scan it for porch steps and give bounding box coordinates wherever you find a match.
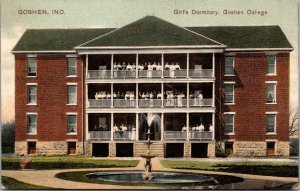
[134,141,164,157]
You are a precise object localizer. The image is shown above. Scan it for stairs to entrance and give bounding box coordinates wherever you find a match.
[135,141,164,157]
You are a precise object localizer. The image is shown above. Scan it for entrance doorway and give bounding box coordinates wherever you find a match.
[225,142,234,156]
[116,143,133,157]
[165,143,184,158]
[191,143,208,158]
[92,143,109,157]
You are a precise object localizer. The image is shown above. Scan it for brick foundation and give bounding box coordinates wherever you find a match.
[208,142,216,158]
[184,142,191,157]
[15,141,84,156]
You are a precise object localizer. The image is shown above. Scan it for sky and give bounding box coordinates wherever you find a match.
[1,0,298,122]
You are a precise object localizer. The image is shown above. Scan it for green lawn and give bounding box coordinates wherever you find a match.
[2,176,53,190]
[161,160,298,177]
[2,156,139,170]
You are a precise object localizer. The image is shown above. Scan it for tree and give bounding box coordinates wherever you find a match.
[1,121,15,153]
[289,108,298,137]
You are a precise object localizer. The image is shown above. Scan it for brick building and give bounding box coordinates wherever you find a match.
[12,16,292,157]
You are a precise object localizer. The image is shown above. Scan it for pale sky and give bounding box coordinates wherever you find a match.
[1,0,298,122]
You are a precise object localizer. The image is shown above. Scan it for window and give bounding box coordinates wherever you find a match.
[27,57,36,76]
[266,114,276,133]
[67,142,76,155]
[224,83,234,104]
[27,114,37,134]
[225,142,234,156]
[67,85,77,104]
[27,85,37,104]
[67,115,77,133]
[67,57,76,76]
[27,142,36,154]
[225,56,234,75]
[266,83,276,103]
[266,142,275,156]
[267,55,276,75]
[224,113,234,134]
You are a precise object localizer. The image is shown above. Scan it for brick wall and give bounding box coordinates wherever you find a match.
[215,52,290,142]
[15,54,84,142]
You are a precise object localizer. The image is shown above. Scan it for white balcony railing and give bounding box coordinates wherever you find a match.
[164,69,187,78]
[88,131,111,140]
[189,131,213,140]
[164,131,187,140]
[189,98,213,107]
[88,70,111,79]
[138,70,162,78]
[113,131,136,140]
[113,70,136,79]
[138,99,162,108]
[163,99,188,107]
[113,99,136,108]
[189,69,213,78]
[88,99,111,108]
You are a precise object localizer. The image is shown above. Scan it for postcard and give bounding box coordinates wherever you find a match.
[1,0,298,190]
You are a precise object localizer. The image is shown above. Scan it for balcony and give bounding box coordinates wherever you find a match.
[113,131,136,141]
[88,99,111,108]
[164,131,187,140]
[87,69,213,80]
[88,131,111,141]
[113,99,136,108]
[138,99,162,108]
[189,131,213,140]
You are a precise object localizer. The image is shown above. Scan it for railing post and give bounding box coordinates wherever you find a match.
[161,83,164,108]
[136,83,139,108]
[136,54,138,78]
[212,53,215,78]
[187,82,189,108]
[111,83,113,108]
[161,54,164,78]
[161,113,164,140]
[212,112,215,140]
[212,82,215,107]
[111,113,114,140]
[187,53,189,78]
[136,113,139,140]
[111,54,114,79]
[186,113,189,140]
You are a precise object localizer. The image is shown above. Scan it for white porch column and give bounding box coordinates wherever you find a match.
[161,113,164,140]
[161,54,164,78]
[212,53,215,78]
[187,53,189,78]
[111,113,114,140]
[161,83,164,108]
[111,54,114,79]
[111,83,114,108]
[86,54,89,77]
[136,83,139,108]
[212,82,215,107]
[212,112,215,140]
[136,54,138,78]
[187,83,189,108]
[136,113,139,140]
[186,113,189,140]
[86,113,89,140]
[85,55,89,108]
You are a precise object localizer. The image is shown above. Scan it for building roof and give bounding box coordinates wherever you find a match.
[12,16,292,52]
[12,28,115,52]
[79,16,222,48]
[187,26,293,49]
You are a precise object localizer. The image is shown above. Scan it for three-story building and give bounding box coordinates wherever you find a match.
[13,16,292,157]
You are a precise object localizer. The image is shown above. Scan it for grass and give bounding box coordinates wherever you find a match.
[2,156,139,170]
[160,160,298,177]
[2,176,53,190]
[55,170,244,188]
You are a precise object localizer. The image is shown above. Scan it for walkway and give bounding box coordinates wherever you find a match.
[2,157,298,189]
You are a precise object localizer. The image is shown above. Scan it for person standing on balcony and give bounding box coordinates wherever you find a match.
[138,64,144,70]
[170,63,176,78]
[165,62,170,70]
[149,92,154,107]
[129,92,135,107]
[152,62,157,70]
[95,92,99,100]
[122,62,126,70]
[175,62,181,70]
[147,62,153,78]
[126,63,132,70]
[157,63,162,70]
[132,63,136,71]
[157,91,162,99]
[198,90,203,106]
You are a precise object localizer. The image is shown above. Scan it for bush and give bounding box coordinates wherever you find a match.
[1,121,15,153]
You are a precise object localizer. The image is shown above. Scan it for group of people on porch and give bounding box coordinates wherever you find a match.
[181,123,213,132]
[94,90,205,106]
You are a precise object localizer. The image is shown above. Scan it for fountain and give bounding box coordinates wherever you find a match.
[85,113,225,188]
[140,114,157,180]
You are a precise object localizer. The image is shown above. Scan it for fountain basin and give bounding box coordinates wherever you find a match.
[86,171,214,184]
